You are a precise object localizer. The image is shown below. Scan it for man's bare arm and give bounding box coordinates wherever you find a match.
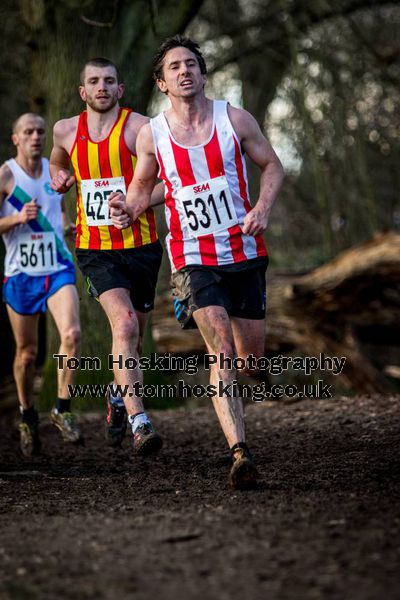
[50,119,77,193]
[229,106,284,236]
[125,114,165,206]
[110,124,159,228]
[0,164,39,235]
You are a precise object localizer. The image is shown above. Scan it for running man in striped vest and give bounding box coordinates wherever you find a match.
[50,58,163,455]
[110,36,284,489]
[0,113,83,456]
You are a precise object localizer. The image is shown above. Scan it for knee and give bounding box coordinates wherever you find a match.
[62,326,81,351]
[16,345,37,368]
[113,317,140,345]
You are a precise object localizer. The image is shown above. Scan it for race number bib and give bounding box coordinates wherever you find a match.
[17,232,57,275]
[81,177,126,226]
[176,176,238,238]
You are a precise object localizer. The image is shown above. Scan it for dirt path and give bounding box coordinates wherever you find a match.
[0,395,399,600]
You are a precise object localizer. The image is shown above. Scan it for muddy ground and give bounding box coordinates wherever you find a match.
[0,395,399,600]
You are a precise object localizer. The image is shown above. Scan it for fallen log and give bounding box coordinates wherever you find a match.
[152,231,400,394]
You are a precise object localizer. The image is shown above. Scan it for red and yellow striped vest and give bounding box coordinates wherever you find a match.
[70,107,158,250]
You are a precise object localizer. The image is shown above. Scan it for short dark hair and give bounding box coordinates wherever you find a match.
[153,35,207,81]
[80,58,121,84]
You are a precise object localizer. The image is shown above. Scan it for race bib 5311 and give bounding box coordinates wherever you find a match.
[81,176,126,226]
[175,176,238,238]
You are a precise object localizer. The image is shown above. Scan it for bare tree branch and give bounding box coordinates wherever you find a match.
[80,0,119,28]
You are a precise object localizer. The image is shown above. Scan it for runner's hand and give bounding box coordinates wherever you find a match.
[242,206,269,236]
[51,171,75,193]
[109,192,132,229]
[19,199,40,224]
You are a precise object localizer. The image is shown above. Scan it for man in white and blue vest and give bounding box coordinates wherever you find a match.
[0,113,83,456]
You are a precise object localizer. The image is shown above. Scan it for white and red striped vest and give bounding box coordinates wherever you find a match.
[150,100,267,272]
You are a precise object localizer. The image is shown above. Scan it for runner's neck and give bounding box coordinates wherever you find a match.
[86,104,121,142]
[15,155,43,179]
[164,97,213,145]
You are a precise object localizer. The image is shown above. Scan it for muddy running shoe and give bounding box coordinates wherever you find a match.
[132,422,163,456]
[105,392,127,447]
[51,408,83,444]
[229,442,259,490]
[18,410,41,457]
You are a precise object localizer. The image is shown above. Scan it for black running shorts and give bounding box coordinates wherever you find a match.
[171,257,268,329]
[76,241,163,313]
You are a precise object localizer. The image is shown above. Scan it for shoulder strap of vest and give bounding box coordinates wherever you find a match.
[4,159,17,178]
[78,110,87,136]
[120,107,132,120]
[69,112,86,158]
[213,99,228,120]
[150,112,168,148]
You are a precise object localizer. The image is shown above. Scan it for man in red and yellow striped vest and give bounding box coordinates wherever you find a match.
[50,58,163,455]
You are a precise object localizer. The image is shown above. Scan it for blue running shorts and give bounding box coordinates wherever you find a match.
[3,265,76,315]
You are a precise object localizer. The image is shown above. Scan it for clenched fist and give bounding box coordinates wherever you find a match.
[109,192,132,230]
[242,205,269,236]
[19,199,40,224]
[51,170,75,194]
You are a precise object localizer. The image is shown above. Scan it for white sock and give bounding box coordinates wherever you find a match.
[128,412,150,433]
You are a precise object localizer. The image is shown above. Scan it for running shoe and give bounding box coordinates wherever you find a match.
[229,442,259,490]
[50,408,83,444]
[132,422,163,456]
[18,410,41,457]
[105,392,127,447]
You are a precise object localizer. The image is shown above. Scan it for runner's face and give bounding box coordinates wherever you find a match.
[79,66,124,113]
[157,47,206,98]
[12,116,45,159]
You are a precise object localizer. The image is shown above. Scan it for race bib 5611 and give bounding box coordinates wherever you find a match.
[81,177,126,226]
[175,176,238,238]
[17,232,57,275]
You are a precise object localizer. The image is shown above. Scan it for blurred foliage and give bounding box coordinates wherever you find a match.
[0,0,203,158]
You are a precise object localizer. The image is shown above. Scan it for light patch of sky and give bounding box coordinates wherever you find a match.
[207,65,242,105]
[267,97,302,174]
[237,0,259,17]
